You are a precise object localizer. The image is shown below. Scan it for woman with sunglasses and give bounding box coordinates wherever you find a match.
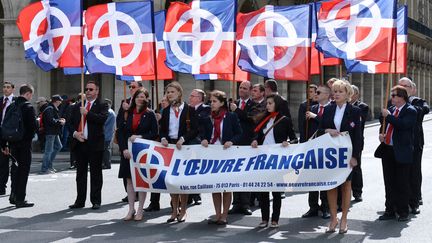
[318,79,361,234]
[201,90,242,225]
[251,94,290,228]
[160,81,198,223]
[117,87,158,221]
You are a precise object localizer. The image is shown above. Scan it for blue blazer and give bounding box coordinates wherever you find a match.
[382,104,417,164]
[318,102,362,161]
[203,112,242,145]
[118,109,158,153]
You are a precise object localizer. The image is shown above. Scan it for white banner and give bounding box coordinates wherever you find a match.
[129,133,352,193]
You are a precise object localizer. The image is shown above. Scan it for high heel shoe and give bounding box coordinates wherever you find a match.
[167,214,178,223]
[177,212,187,222]
[325,218,339,233]
[134,210,144,221]
[339,220,348,234]
[123,210,136,221]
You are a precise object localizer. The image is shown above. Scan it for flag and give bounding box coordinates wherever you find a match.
[310,3,341,75]
[116,11,174,81]
[193,43,250,82]
[84,1,155,76]
[163,0,236,74]
[64,10,88,75]
[237,5,311,80]
[344,5,407,74]
[316,0,397,62]
[16,0,82,71]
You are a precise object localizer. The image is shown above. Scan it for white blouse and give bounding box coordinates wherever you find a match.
[333,103,346,132]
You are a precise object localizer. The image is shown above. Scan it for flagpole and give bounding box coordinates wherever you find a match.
[305,3,314,140]
[339,64,343,79]
[123,80,127,102]
[151,10,159,110]
[381,17,397,134]
[80,20,85,131]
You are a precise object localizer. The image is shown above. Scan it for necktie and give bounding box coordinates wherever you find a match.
[240,100,246,110]
[318,105,324,117]
[78,102,92,132]
[385,109,399,145]
[1,98,7,120]
[174,107,180,118]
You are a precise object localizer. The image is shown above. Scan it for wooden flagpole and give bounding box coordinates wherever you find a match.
[151,12,159,109]
[305,3,314,140]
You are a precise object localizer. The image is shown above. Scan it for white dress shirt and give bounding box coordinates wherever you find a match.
[333,103,347,132]
[263,117,276,145]
[168,102,184,140]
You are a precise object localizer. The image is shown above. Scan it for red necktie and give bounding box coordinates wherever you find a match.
[385,109,399,145]
[174,107,179,118]
[78,102,92,132]
[318,105,324,117]
[240,100,246,110]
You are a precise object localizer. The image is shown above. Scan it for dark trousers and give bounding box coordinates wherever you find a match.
[351,152,363,197]
[10,141,32,202]
[409,147,423,207]
[381,145,411,216]
[232,192,251,209]
[149,193,160,205]
[74,143,103,205]
[259,192,282,222]
[0,151,10,192]
[308,191,328,211]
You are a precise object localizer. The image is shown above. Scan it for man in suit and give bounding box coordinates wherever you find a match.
[187,88,210,205]
[264,79,298,143]
[350,85,369,202]
[229,81,253,215]
[301,85,331,219]
[69,81,108,210]
[398,77,429,214]
[377,85,417,222]
[249,84,267,120]
[298,84,318,143]
[2,84,37,207]
[0,81,15,195]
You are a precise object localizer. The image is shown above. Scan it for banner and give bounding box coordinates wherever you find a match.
[130,133,352,193]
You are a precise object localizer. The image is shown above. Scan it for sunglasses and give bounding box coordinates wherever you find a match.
[129,85,138,89]
[316,91,321,95]
[391,93,401,98]
[85,88,94,92]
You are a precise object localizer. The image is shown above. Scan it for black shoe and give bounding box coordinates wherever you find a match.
[9,193,16,205]
[302,209,318,218]
[69,165,76,170]
[419,199,423,205]
[0,189,5,195]
[397,215,409,222]
[194,200,202,205]
[121,196,128,203]
[411,207,420,215]
[242,208,252,215]
[228,207,241,215]
[322,211,331,219]
[16,201,34,208]
[378,212,396,220]
[337,207,342,213]
[281,193,286,199]
[69,203,85,209]
[91,204,100,210]
[354,196,363,202]
[144,204,160,212]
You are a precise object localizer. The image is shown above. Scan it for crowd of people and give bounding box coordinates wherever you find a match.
[0,76,429,234]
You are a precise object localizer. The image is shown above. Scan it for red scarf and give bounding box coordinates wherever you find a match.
[254,112,279,133]
[132,107,146,133]
[210,108,226,144]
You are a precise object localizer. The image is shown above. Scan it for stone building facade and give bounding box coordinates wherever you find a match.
[0,0,430,133]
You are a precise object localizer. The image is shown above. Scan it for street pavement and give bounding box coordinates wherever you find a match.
[1,116,432,242]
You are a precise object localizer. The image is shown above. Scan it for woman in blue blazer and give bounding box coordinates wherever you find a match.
[118,88,158,221]
[201,90,242,225]
[318,79,361,234]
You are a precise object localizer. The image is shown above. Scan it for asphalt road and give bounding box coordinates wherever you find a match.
[1,118,432,242]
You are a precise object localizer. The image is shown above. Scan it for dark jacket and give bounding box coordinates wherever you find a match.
[159,102,198,143]
[0,96,16,126]
[298,99,318,142]
[194,103,211,144]
[279,97,298,142]
[233,99,255,145]
[118,109,158,153]
[69,99,109,151]
[409,96,429,148]
[42,103,63,135]
[352,100,369,150]
[202,112,242,145]
[116,98,131,130]
[6,96,37,146]
[380,104,417,164]
[254,113,291,144]
[318,102,362,161]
